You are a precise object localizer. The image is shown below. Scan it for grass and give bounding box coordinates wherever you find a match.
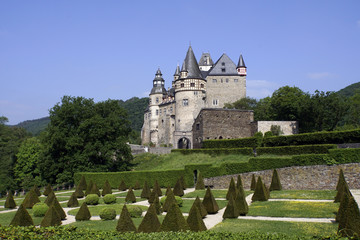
[183,189,253,199]
[179,199,228,213]
[270,190,336,200]
[0,209,43,226]
[248,201,339,218]
[211,219,338,237]
[67,203,148,216]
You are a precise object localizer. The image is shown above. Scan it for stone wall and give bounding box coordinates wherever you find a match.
[257,121,298,135]
[204,163,360,190]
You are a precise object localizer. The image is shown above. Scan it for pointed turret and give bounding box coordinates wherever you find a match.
[236,54,247,76]
[174,64,180,81]
[183,46,203,79]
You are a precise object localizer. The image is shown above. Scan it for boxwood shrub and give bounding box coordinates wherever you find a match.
[85,194,99,205]
[33,203,49,217]
[103,194,116,204]
[160,196,183,207]
[99,208,116,220]
[127,205,143,218]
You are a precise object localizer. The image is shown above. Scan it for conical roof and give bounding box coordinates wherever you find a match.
[182,46,203,79]
[151,68,167,95]
[174,64,180,76]
[237,54,246,68]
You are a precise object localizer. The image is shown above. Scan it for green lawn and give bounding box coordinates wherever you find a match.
[183,189,252,199]
[67,204,148,216]
[248,201,339,218]
[270,190,336,200]
[0,209,43,226]
[212,219,338,237]
[179,199,228,213]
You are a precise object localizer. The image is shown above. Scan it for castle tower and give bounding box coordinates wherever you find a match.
[237,54,247,76]
[174,46,206,149]
[198,53,213,71]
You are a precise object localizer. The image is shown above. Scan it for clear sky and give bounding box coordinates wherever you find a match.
[1,1,360,125]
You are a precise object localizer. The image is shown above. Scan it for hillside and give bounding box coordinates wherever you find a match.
[337,81,360,97]
[15,117,50,136]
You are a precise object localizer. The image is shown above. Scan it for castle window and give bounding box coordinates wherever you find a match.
[180,83,184,88]
[221,68,226,72]
[196,123,200,130]
[149,99,152,104]
[212,79,217,83]
[221,79,223,83]
[194,91,198,95]
[212,99,219,106]
[156,97,159,103]
[234,79,238,83]
[183,99,189,106]
[170,107,173,112]
[201,84,204,88]
[190,83,195,87]
[222,62,225,66]
[226,78,229,83]
[159,109,162,115]
[156,110,158,115]
[164,108,166,114]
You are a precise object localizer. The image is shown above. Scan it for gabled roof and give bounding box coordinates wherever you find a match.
[237,54,246,68]
[182,46,203,79]
[207,53,238,76]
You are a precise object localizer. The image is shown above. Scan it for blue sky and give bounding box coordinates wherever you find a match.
[1,1,360,125]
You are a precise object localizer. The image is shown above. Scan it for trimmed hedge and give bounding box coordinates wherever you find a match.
[202,137,259,149]
[257,144,337,156]
[172,148,253,156]
[263,129,360,147]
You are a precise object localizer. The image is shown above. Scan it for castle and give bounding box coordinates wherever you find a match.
[141,46,248,149]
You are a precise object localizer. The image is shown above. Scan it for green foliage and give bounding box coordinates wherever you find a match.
[336,169,346,191]
[173,179,184,197]
[85,180,93,196]
[74,185,84,198]
[162,188,176,212]
[339,197,360,237]
[78,175,87,190]
[223,195,239,219]
[125,188,136,203]
[224,96,258,110]
[252,176,269,202]
[103,194,117,204]
[137,204,160,233]
[153,180,162,196]
[101,180,112,196]
[226,177,236,200]
[44,191,55,206]
[119,180,127,191]
[235,186,249,216]
[160,195,183,208]
[10,204,34,226]
[85,194,99,205]
[202,187,219,214]
[187,203,207,231]
[128,205,143,218]
[33,203,49,217]
[31,185,41,197]
[40,205,62,227]
[89,183,101,197]
[16,117,50,136]
[118,97,149,133]
[269,169,282,191]
[43,184,53,196]
[5,191,16,209]
[148,189,156,204]
[99,208,116,220]
[202,138,259,149]
[270,125,283,136]
[250,174,256,191]
[264,131,273,138]
[336,188,350,225]
[67,192,79,207]
[39,96,133,184]
[257,144,337,155]
[334,175,351,203]
[195,172,205,190]
[22,189,40,208]
[192,196,207,218]
[159,203,190,232]
[236,175,243,190]
[75,202,91,221]
[140,181,151,199]
[51,197,67,220]
[172,147,253,155]
[116,204,137,232]
[153,193,162,215]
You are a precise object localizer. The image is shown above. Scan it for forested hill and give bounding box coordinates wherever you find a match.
[15,97,149,135]
[337,82,360,97]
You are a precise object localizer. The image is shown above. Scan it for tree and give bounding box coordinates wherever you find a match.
[224,97,258,110]
[14,137,43,190]
[39,96,133,184]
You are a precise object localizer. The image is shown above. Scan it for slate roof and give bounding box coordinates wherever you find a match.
[182,46,203,79]
[237,54,246,68]
[198,53,214,66]
[150,68,167,95]
[174,64,180,76]
[207,53,238,76]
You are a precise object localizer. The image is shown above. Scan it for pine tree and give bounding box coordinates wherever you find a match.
[31,185,41,197]
[236,175,243,191]
[90,183,101,197]
[78,175,87,190]
[162,188,176,212]
[269,169,282,191]
[250,174,256,191]
[137,204,161,233]
[40,205,62,227]
[153,180,162,196]
[102,180,112,196]
[22,189,40,209]
[173,179,184,197]
[10,204,34,226]
[187,203,207,231]
[75,202,91,221]
[202,187,219,214]
[43,183,53,196]
[235,187,249,216]
[195,172,205,190]
[125,187,136,203]
[252,176,268,202]
[159,203,190,232]
[67,192,79,207]
[140,181,151,199]
[226,177,237,200]
[4,191,16,209]
[119,180,127,191]
[116,204,137,232]
[85,180,93,196]
[193,196,207,218]
[223,195,239,219]
[74,184,85,198]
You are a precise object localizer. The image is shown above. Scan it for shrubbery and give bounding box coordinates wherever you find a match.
[256,144,337,155]
[33,203,49,217]
[202,137,259,149]
[85,194,99,205]
[103,194,116,204]
[127,205,143,218]
[160,196,183,207]
[99,208,116,220]
[172,148,253,155]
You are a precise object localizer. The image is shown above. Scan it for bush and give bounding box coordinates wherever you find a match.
[85,194,99,205]
[256,144,337,156]
[40,205,61,227]
[10,204,34,226]
[172,148,253,156]
[33,203,49,217]
[103,194,116,204]
[264,131,273,138]
[160,196,183,207]
[99,208,116,220]
[127,205,143,218]
[202,137,259,148]
[75,202,91,221]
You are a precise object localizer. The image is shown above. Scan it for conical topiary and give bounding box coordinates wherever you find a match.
[10,204,34,226]
[165,186,172,196]
[339,196,360,237]
[44,191,56,206]
[250,174,256,191]
[226,177,237,200]
[22,189,40,208]
[193,196,207,218]
[162,188,176,212]
[50,197,66,220]
[223,195,239,219]
[5,191,16,209]
[159,203,190,232]
[78,175,87,190]
[153,193,162,215]
[43,184,53,196]
[140,181,151,199]
[40,204,62,227]
[75,202,91,221]
[173,179,184,197]
[148,188,156,204]
[32,185,41,197]
[252,176,268,202]
[67,192,79,207]
[180,176,186,190]
[74,185,85,198]
[336,189,351,227]
[187,202,207,231]
[90,183,101,197]
[264,183,270,199]
[125,187,136,203]
[116,204,137,232]
[102,180,112,196]
[235,187,249,216]
[336,169,346,191]
[133,180,141,190]
[153,180,162,196]
[119,180,127,191]
[137,204,161,233]
[85,180,93,196]
[236,175,243,191]
[269,169,282,191]
[195,172,205,190]
[202,187,219,214]
[335,176,351,203]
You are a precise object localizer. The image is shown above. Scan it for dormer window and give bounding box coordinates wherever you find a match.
[221,68,226,72]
